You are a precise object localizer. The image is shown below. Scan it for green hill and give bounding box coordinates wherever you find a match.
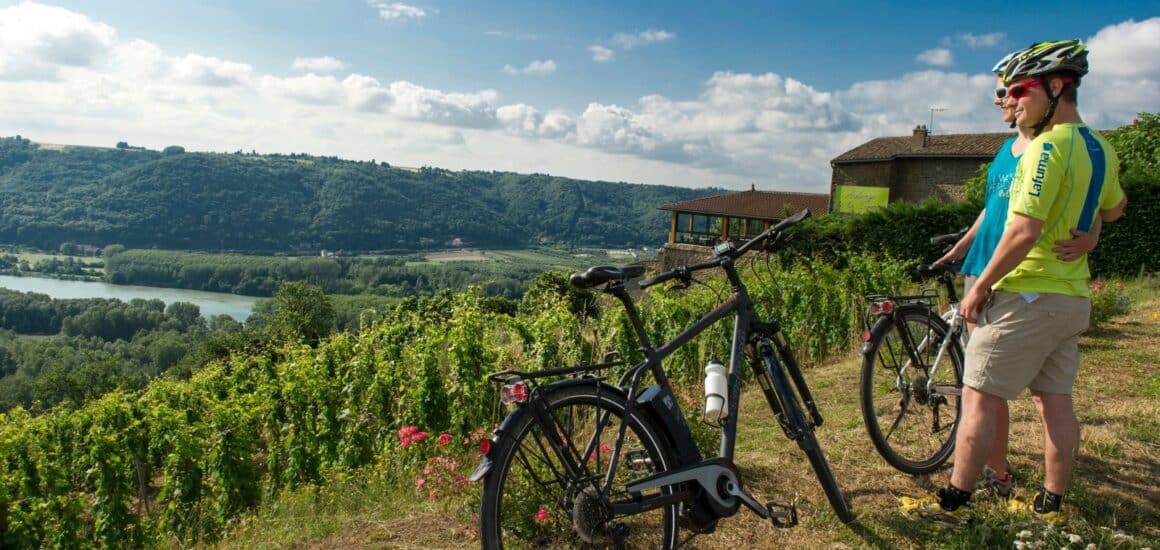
[0,136,717,252]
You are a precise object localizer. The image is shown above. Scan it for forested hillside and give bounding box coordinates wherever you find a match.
[0,136,715,252]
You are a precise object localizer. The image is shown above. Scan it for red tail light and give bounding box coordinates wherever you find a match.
[500,381,529,404]
[868,299,895,316]
[862,330,872,342]
[480,438,492,456]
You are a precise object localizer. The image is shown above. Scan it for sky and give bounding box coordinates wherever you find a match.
[1,1,1158,193]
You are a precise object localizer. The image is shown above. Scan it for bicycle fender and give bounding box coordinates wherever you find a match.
[859,304,928,356]
[468,379,628,482]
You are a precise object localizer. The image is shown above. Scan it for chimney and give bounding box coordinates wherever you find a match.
[912,125,928,148]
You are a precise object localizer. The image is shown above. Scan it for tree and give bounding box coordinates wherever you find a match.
[162,145,186,156]
[115,141,129,149]
[269,282,334,346]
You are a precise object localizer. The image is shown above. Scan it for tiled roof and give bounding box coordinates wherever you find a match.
[658,189,830,218]
[832,132,1015,163]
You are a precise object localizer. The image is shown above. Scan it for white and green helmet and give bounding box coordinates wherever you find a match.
[1000,39,1089,84]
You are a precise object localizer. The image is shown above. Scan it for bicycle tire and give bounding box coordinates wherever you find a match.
[860,308,963,475]
[479,383,678,549]
[766,356,854,523]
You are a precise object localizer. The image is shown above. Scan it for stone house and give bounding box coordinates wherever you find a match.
[830,126,1013,212]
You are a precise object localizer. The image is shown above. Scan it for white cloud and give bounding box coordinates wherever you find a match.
[385,81,498,127]
[1086,17,1160,79]
[292,56,347,73]
[172,54,253,87]
[367,1,426,21]
[485,30,539,40]
[590,45,614,63]
[503,59,556,76]
[0,4,1154,193]
[611,29,675,50]
[958,32,1005,48]
[0,2,117,81]
[916,48,953,67]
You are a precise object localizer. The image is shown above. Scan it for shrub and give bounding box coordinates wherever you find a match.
[1089,279,1132,328]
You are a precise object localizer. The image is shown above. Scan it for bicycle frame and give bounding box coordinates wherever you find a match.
[608,254,820,465]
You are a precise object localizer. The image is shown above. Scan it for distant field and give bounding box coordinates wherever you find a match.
[423,250,489,262]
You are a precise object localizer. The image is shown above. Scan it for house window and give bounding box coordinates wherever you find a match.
[674,212,725,244]
[728,217,746,238]
[747,219,765,235]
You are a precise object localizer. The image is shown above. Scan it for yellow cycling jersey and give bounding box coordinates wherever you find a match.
[996,123,1124,297]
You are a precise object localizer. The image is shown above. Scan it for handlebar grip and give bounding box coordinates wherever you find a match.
[638,270,678,289]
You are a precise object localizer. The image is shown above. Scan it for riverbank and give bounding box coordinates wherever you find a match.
[0,274,259,321]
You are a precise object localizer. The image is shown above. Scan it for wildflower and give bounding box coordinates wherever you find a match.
[438,432,452,446]
[600,444,611,453]
[415,478,426,487]
[1090,280,1104,292]
[1152,312,1158,321]
[1068,534,1082,545]
[534,508,549,524]
[412,431,429,443]
[1017,530,1033,540]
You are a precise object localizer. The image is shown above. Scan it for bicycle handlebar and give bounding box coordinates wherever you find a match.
[637,208,811,290]
[930,227,968,246]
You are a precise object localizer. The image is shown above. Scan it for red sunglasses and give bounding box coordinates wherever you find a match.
[995,77,1072,100]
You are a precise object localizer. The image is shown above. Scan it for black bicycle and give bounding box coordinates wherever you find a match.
[469,209,853,549]
[859,229,967,475]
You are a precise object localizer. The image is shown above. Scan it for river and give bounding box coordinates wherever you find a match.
[0,275,261,321]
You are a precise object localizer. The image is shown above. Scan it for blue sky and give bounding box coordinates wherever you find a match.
[2,1,1158,192]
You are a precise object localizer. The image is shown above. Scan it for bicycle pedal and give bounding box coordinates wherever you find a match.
[765,500,798,528]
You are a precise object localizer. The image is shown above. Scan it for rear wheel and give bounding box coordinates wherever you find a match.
[860,309,963,475]
[479,383,678,549]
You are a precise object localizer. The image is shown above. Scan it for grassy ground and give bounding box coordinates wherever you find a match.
[215,285,1160,550]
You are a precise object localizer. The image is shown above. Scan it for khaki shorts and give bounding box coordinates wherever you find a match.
[963,275,978,300]
[964,291,1091,400]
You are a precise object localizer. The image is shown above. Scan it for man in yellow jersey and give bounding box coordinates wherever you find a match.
[902,39,1127,526]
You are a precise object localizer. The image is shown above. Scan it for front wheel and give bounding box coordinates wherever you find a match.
[860,309,963,475]
[479,383,678,549]
[766,355,854,523]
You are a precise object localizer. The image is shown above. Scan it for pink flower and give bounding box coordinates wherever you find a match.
[1090,280,1105,292]
[411,431,429,443]
[599,444,611,453]
[534,508,549,524]
[415,478,426,487]
[438,432,452,446]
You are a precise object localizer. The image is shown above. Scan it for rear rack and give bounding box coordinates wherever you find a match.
[864,288,940,306]
[486,351,626,383]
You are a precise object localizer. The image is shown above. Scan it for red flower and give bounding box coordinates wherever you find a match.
[438,432,452,446]
[534,508,549,524]
[411,431,429,443]
[600,444,611,453]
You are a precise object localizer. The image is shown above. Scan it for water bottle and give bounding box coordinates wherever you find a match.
[703,359,728,421]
